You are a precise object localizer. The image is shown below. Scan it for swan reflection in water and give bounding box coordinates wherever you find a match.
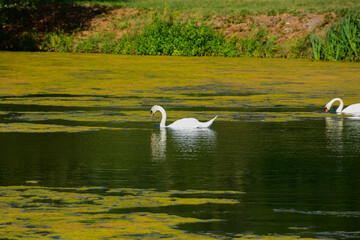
[150,128,217,162]
[326,116,360,156]
[151,128,167,162]
[326,117,344,155]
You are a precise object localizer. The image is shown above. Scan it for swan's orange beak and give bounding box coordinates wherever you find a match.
[150,110,154,119]
[324,108,329,113]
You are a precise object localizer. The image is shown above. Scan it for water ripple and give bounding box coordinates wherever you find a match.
[274,208,360,218]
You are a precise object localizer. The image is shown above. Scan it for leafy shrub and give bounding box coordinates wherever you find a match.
[75,32,116,53]
[238,27,278,57]
[42,30,75,52]
[114,14,241,57]
[289,35,312,58]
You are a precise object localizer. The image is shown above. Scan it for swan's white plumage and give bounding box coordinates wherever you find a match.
[150,105,217,129]
[342,104,360,114]
[325,98,360,115]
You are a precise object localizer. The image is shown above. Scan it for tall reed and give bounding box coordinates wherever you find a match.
[310,32,323,60]
[311,11,360,61]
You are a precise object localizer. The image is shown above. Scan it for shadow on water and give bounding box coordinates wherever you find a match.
[1,116,360,239]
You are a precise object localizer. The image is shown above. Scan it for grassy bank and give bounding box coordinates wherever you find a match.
[56,0,360,16]
[41,14,278,57]
[1,0,360,61]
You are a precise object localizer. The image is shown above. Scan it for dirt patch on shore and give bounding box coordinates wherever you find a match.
[77,8,144,39]
[217,12,336,42]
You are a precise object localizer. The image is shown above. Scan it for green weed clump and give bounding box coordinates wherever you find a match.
[311,11,360,61]
[42,30,75,52]
[113,14,240,57]
[42,31,117,53]
[76,32,117,53]
[288,35,312,59]
[238,27,279,57]
[113,14,280,57]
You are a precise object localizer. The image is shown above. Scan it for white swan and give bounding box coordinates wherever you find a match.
[324,98,360,115]
[150,105,217,129]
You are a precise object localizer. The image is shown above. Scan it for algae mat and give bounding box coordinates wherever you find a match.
[0,52,360,131]
[0,186,317,240]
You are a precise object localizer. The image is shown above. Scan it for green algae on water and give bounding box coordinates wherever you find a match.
[0,186,318,240]
[1,52,360,133]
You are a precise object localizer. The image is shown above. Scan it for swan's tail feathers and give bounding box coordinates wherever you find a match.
[198,115,217,128]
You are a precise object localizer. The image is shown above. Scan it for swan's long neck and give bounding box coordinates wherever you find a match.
[330,98,344,113]
[157,106,167,128]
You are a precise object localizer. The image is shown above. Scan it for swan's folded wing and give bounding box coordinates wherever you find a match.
[167,118,201,129]
[343,103,360,115]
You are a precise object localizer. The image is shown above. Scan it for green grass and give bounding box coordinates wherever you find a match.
[58,0,360,16]
[42,30,76,52]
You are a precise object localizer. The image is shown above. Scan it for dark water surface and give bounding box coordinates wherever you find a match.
[1,119,360,239]
[1,52,360,239]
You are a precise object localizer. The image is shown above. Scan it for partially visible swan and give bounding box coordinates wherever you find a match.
[150,105,217,129]
[324,98,360,115]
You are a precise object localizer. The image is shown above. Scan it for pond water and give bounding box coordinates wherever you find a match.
[0,52,360,239]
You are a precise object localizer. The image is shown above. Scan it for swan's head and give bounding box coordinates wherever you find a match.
[324,101,332,113]
[324,101,333,112]
[150,105,161,118]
